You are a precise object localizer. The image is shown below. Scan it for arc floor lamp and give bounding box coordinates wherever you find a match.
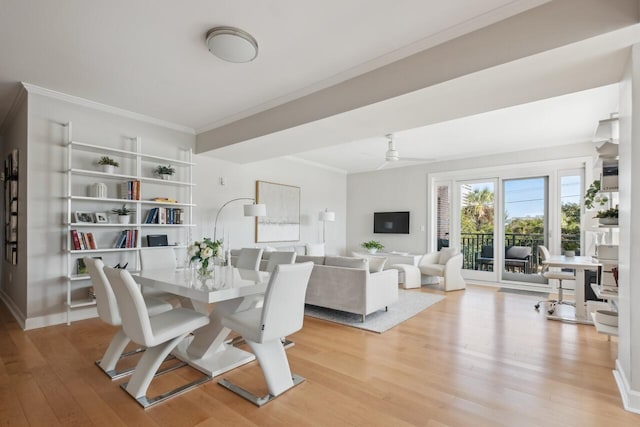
[319,208,335,243]
[213,198,267,243]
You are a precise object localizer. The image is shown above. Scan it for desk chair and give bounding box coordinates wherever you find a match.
[236,248,264,270]
[84,257,173,380]
[104,267,210,408]
[219,262,314,406]
[534,245,576,314]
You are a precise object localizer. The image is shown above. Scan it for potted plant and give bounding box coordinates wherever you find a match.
[595,207,619,226]
[111,204,135,224]
[361,240,384,254]
[563,241,579,257]
[154,164,175,180]
[584,180,609,210]
[97,156,120,174]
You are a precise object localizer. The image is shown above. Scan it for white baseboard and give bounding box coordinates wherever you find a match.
[614,359,640,414]
[24,306,98,330]
[1,289,99,330]
[0,289,26,329]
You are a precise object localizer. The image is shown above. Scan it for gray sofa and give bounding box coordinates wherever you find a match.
[230,251,399,321]
[301,256,398,321]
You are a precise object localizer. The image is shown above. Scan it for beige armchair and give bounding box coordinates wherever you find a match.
[418,247,465,291]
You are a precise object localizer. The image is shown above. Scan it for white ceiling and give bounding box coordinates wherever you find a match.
[292,84,620,173]
[0,0,547,131]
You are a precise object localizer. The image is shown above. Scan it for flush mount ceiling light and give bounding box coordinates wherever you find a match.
[206,26,258,63]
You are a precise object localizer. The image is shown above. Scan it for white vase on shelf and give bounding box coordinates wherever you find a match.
[102,165,116,174]
[118,215,130,224]
[368,248,378,254]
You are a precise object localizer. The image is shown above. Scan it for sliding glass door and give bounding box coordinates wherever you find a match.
[502,177,547,284]
[458,180,497,282]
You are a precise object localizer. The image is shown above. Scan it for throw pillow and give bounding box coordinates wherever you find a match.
[306,243,325,256]
[324,256,368,270]
[438,247,459,265]
[367,256,387,273]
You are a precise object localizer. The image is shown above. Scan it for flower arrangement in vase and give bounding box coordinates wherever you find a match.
[188,237,222,279]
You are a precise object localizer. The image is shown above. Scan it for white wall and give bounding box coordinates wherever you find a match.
[0,91,28,322]
[347,142,594,255]
[615,43,640,413]
[13,88,346,328]
[192,157,346,255]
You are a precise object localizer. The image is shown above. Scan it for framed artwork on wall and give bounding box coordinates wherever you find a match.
[255,180,300,242]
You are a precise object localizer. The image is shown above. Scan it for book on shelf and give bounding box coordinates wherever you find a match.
[151,197,178,203]
[71,229,81,250]
[113,229,138,248]
[118,180,141,200]
[143,207,184,224]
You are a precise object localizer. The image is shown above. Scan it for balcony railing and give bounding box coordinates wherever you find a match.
[459,232,580,272]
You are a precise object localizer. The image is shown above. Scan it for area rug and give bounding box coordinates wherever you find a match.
[304,290,445,333]
[498,288,549,298]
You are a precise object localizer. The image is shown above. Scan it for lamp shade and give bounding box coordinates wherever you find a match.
[319,210,335,222]
[244,203,266,217]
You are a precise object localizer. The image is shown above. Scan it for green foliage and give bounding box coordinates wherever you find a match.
[97,156,119,167]
[561,202,580,235]
[154,164,175,175]
[584,180,608,209]
[563,241,579,251]
[595,208,618,218]
[361,240,384,250]
[111,204,135,215]
[461,188,494,233]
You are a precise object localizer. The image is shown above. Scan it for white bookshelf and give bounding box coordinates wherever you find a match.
[64,122,195,324]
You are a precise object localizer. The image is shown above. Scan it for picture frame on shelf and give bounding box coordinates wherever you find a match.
[94,212,108,223]
[74,211,94,223]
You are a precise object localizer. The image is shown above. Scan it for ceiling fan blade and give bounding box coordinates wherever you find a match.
[376,161,389,170]
[398,157,436,162]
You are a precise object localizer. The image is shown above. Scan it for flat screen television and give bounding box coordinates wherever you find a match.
[374,211,410,234]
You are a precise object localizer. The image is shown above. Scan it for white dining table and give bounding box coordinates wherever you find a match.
[542,255,601,324]
[136,266,269,377]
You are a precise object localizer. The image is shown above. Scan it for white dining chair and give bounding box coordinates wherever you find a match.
[104,267,211,408]
[218,262,314,406]
[139,247,182,307]
[265,251,297,273]
[236,248,264,270]
[534,245,576,314]
[84,257,173,380]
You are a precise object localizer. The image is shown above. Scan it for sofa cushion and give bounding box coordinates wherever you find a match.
[294,245,307,255]
[324,256,368,270]
[296,255,325,265]
[505,245,531,260]
[368,256,387,273]
[421,264,445,276]
[438,247,458,265]
[230,249,242,257]
[306,243,325,256]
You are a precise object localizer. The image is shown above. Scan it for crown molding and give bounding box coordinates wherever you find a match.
[283,155,347,174]
[0,84,28,135]
[21,83,196,135]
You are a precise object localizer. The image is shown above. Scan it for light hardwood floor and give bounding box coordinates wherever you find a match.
[1,284,638,426]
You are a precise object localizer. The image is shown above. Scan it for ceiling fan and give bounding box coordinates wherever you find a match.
[377,134,435,170]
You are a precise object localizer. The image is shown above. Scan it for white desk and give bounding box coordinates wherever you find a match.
[543,256,601,324]
[136,266,268,377]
